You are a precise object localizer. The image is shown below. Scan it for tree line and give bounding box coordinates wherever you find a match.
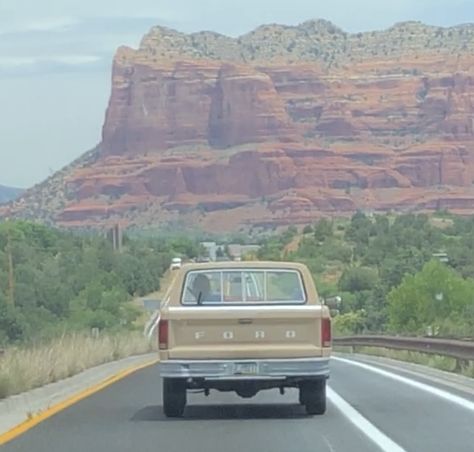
[258,213,474,338]
[3,213,474,343]
[0,221,203,345]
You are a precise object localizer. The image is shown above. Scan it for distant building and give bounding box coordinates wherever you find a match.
[362,209,375,218]
[200,242,218,261]
[199,242,260,261]
[227,244,261,261]
[432,252,449,263]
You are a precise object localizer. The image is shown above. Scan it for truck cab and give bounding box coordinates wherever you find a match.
[156,261,331,417]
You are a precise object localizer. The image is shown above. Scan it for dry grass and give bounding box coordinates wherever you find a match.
[0,332,154,399]
[335,345,474,378]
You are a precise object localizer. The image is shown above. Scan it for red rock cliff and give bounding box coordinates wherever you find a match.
[4,21,474,230]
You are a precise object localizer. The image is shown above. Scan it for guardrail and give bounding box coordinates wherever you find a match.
[333,335,474,368]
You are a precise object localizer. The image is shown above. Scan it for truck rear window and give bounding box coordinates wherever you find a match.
[181,270,306,305]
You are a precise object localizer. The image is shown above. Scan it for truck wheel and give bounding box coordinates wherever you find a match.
[163,378,186,417]
[300,380,326,415]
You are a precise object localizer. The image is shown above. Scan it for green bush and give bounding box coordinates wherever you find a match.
[319,240,353,263]
[0,221,200,344]
[314,219,333,242]
[304,258,326,275]
[333,311,366,335]
[387,260,474,335]
[338,267,379,293]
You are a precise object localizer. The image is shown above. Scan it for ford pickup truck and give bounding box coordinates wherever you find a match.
[155,261,331,417]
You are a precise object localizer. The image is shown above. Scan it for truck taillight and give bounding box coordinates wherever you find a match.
[158,319,169,350]
[322,317,331,347]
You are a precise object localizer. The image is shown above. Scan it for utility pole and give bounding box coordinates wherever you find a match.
[107,224,123,252]
[5,225,15,307]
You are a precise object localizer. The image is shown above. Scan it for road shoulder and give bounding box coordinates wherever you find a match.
[335,352,474,397]
[0,353,158,441]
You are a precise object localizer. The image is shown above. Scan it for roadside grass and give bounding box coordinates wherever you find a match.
[0,332,154,399]
[133,269,175,327]
[334,346,474,379]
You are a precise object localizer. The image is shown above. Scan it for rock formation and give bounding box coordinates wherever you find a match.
[3,20,474,230]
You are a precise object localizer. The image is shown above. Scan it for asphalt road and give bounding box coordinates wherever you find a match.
[3,357,474,452]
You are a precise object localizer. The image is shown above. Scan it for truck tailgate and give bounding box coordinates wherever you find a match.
[164,305,326,359]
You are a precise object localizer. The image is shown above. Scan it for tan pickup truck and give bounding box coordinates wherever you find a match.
[156,261,331,417]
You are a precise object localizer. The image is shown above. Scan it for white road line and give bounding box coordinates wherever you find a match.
[333,356,474,413]
[327,387,407,452]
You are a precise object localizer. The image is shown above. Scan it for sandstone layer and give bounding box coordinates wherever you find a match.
[3,20,474,230]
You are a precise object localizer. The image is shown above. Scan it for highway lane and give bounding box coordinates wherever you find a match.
[2,358,473,452]
[330,357,474,452]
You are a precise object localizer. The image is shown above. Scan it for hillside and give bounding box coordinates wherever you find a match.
[2,19,474,231]
[0,220,205,345]
[258,212,474,339]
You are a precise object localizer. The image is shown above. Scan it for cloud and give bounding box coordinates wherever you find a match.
[0,16,79,35]
[0,57,38,67]
[0,16,163,57]
[0,55,101,68]
[50,55,102,65]
[0,54,108,79]
[18,16,79,33]
[0,16,159,77]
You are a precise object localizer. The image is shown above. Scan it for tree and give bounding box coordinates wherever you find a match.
[333,311,366,335]
[0,296,27,343]
[319,240,353,263]
[379,247,428,289]
[314,219,333,242]
[338,267,379,293]
[0,220,185,343]
[362,283,389,332]
[279,226,298,246]
[387,260,474,333]
[345,211,371,246]
[170,237,201,259]
[373,215,390,236]
[257,241,282,261]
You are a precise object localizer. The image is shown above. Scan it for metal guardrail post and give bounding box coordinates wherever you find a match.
[454,358,470,372]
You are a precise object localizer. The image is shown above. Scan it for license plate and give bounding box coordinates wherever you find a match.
[235,362,258,375]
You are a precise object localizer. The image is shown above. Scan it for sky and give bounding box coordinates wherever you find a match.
[0,0,473,188]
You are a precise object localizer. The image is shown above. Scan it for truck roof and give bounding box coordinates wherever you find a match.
[179,261,309,272]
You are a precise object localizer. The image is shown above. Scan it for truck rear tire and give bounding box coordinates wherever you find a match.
[299,380,326,415]
[163,378,186,417]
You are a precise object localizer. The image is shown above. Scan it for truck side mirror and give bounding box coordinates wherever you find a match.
[323,295,341,309]
[143,299,161,312]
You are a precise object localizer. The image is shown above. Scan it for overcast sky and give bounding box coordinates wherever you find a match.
[1,0,473,188]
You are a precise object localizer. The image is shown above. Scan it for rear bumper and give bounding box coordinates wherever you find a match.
[159,357,330,379]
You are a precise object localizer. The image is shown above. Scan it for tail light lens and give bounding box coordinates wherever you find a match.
[158,319,169,350]
[321,317,331,347]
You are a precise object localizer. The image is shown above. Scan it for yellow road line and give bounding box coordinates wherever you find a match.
[0,358,159,447]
